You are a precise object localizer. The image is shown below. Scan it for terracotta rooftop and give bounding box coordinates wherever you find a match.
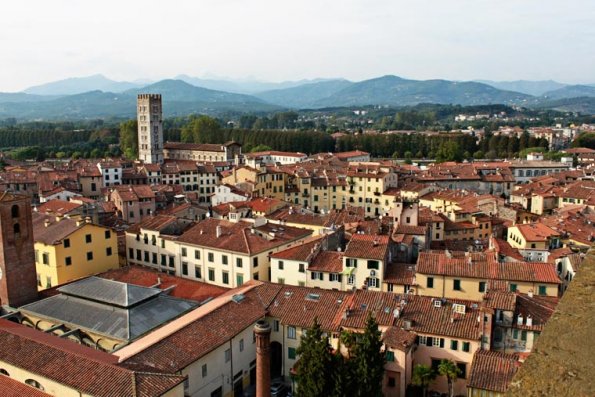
[308,251,344,273]
[468,350,519,393]
[0,319,185,397]
[417,251,561,284]
[382,326,417,352]
[36,199,82,215]
[0,375,52,397]
[97,265,229,303]
[174,218,313,255]
[383,263,416,285]
[270,235,326,262]
[344,234,390,261]
[32,213,90,245]
[514,223,560,242]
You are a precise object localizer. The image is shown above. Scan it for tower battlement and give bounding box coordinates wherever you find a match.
[137,93,162,100]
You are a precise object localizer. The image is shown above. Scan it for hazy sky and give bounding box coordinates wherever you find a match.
[2,0,593,91]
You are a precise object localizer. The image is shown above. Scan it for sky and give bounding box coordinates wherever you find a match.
[1,0,594,92]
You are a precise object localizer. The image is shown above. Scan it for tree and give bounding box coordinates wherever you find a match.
[119,120,138,159]
[295,318,334,397]
[411,364,436,397]
[181,115,221,143]
[438,359,461,397]
[250,144,272,153]
[351,313,385,397]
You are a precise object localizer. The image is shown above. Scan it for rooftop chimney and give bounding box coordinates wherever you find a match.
[216,225,222,238]
[254,320,272,397]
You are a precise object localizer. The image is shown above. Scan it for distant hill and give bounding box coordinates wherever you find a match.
[311,75,532,108]
[175,74,342,94]
[0,92,60,103]
[254,79,354,108]
[477,80,568,96]
[542,85,595,100]
[0,80,280,120]
[534,96,595,114]
[23,74,142,95]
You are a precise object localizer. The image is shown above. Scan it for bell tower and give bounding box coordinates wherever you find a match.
[137,94,164,164]
[0,192,38,307]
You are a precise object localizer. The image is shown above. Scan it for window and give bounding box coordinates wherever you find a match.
[253,257,258,267]
[182,262,188,276]
[387,377,396,388]
[288,326,296,339]
[368,277,379,288]
[538,285,547,295]
[208,268,215,281]
[181,248,187,257]
[105,230,111,239]
[347,274,355,285]
[222,271,229,285]
[42,252,49,265]
[236,274,244,286]
[225,348,231,362]
[208,252,214,262]
[195,250,200,260]
[11,204,19,218]
[330,273,342,282]
[222,255,228,265]
[457,363,467,379]
[87,251,93,261]
[510,283,517,292]
[299,263,305,273]
[427,277,434,288]
[202,364,207,378]
[195,266,202,279]
[25,379,44,391]
[169,256,175,268]
[346,258,358,267]
[453,279,461,291]
[129,248,134,259]
[386,350,395,362]
[64,238,70,248]
[253,272,259,280]
[288,347,296,360]
[278,261,284,270]
[418,335,427,345]
[451,340,458,350]
[136,249,142,260]
[144,251,149,262]
[236,258,243,268]
[433,337,444,348]
[462,342,470,352]
[274,320,280,332]
[106,247,113,256]
[239,339,244,352]
[85,234,92,243]
[367,260,379,270]
[65,256,72,266]
[479,281,486,293]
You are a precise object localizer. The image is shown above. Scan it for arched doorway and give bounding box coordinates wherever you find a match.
[270,341,283,380]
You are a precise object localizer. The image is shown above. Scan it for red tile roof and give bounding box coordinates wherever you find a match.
[0,375,51,397]
[0,319,185,397]
[417,251,561,284]
[308,251,344,273]
[468,350,519,393]
[382,326,417,351]
[97,265,229,302]
[36,199,82,215]
[344,234,390,261]
[174,218,312,255]
[514,223,559,242]
[384,263,416,285]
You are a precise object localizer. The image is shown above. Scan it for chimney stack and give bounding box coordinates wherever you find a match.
[254,320,272,397]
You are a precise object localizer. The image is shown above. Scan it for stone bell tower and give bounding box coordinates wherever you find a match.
[137,94,164,164]
[0,192,38,308]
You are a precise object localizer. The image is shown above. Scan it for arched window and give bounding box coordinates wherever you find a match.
[0,368,9,376]
[25,379,44,390]
[11,205,19,218]
[13,223,20,238]
[518,170,524,177]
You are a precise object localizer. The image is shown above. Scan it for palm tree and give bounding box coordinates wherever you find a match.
[438,359,461,397]
[411,364,436,397]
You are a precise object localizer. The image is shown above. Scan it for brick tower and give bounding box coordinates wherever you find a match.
[137,94,164,164]
[0,192,38,307]
[254,319,272,397]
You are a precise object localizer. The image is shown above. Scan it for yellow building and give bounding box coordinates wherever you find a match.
[507,223,560,250]
[32,213,119,290]
[416,251,560,300]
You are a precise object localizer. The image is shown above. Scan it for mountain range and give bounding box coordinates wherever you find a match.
[0,74,594,120]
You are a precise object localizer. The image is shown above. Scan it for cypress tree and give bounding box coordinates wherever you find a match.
[295,318,334,397]
[351,313,386,397]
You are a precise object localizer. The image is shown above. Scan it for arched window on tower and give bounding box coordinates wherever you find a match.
[11,205,19,218]
[13,223,20,239]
